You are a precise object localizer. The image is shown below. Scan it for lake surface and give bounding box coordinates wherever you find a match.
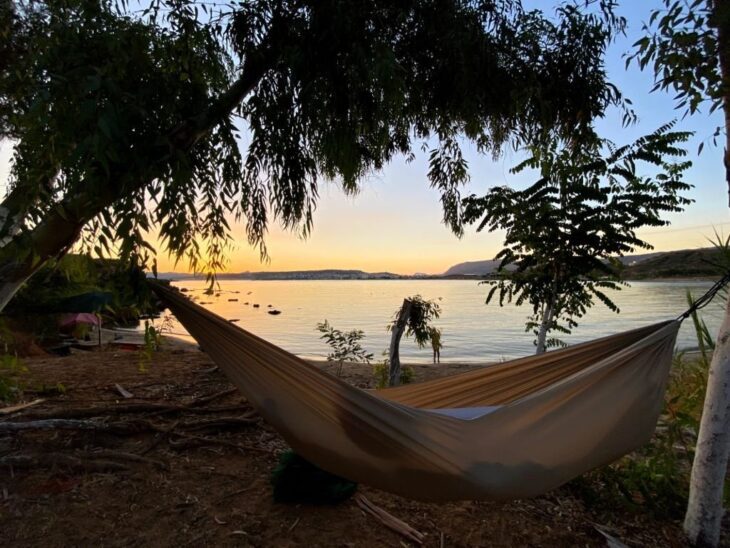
[155,279,725,363]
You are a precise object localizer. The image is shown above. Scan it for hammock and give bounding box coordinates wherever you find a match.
[153,283,680,502]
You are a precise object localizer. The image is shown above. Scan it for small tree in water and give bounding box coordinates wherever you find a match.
[463,124,692,354]
[387,296,441,385]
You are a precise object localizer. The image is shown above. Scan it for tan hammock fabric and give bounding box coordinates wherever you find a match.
[154,285,679,502]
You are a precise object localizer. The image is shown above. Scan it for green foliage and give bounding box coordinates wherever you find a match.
[462,124,692,350]
[373,357,414,389]
[572,351,729,518]
[687,289,715,367]
[0,321,26,402]
[270,450,357,505]
[137,314,174,372]
[388,296,442,349]
[316,320,373,376]
[1,0,629,284]
[7,254,156,321]
[627,0,727,154]
[627,1,721,118]
[0,352,27,403]
[138,320,160,373]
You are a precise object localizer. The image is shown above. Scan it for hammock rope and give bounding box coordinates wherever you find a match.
[677,271,730,321]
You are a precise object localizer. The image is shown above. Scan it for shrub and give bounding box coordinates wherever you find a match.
[373,358,414,389]
[316,320,373,376]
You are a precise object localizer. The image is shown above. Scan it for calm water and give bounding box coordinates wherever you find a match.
[154,279,725,363]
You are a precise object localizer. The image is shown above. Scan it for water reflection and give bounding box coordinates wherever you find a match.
[160,279,724,363]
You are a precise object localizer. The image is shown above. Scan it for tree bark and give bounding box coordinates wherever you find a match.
[684,3,730,546]
[684,299,730,547]
[535,299,555,355]
[388,299,413,386]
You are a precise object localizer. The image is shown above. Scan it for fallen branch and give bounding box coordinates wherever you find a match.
[0,399,44,415]
[113,384,134,399]
[354,494,424,545]
[0,418,160,435]
[18,403,185,420]
[190,387,239,406]
[179,416,258,431]
[194,366,219,374]
[0,454,129,472]
[16,402,252,421]
[0,419,118,432]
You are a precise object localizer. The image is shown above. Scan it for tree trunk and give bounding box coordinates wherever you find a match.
[388,299,413,386]
[684,3,730,546]
[684,299,730,547]
[535,300,555,355]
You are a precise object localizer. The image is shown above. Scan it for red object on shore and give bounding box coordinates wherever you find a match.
[59,313,101,329]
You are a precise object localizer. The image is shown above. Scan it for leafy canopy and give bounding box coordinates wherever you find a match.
[387,295,442,349]
[463,124,692,349]
[1,0,628,279]
[627,0,727,154]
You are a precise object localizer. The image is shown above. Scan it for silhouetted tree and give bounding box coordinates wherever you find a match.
[0,0,625,310]
[463,124,692,353]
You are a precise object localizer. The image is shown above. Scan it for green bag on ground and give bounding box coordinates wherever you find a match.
[270,450,357,504]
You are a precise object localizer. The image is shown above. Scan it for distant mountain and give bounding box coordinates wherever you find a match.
[442,248,724,279]
[621,248,724,279]
[442,259,502,277]
[156,269,403,281]
[156,247,725,282]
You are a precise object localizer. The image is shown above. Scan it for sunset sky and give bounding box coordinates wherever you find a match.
[1,1,727,275]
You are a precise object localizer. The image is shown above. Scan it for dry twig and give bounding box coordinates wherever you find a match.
[354,494,424,545]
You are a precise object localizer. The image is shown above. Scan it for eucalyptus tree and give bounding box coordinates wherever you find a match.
[0,0,626,311]
[463,125,692,354]
[630,2,730,545]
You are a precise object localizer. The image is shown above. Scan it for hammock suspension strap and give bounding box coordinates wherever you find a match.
[677,271,730,321]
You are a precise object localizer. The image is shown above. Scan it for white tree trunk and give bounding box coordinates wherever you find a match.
[684,298,730,547]
[535,302,554,355]
[684,5,730,544]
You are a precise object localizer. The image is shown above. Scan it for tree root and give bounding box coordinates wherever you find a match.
[168,433,272,454]
[15,402,253,421]
[179,416,258,432]
[0,419,140,434]
[189,387,240,406]
[78,449,168,470]
[0,454,129,472]
[1,414,257,436]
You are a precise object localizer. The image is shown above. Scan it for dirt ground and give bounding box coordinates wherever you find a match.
[0,341,726,547]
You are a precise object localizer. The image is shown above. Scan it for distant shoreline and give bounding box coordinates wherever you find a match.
[160,275,719,283]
